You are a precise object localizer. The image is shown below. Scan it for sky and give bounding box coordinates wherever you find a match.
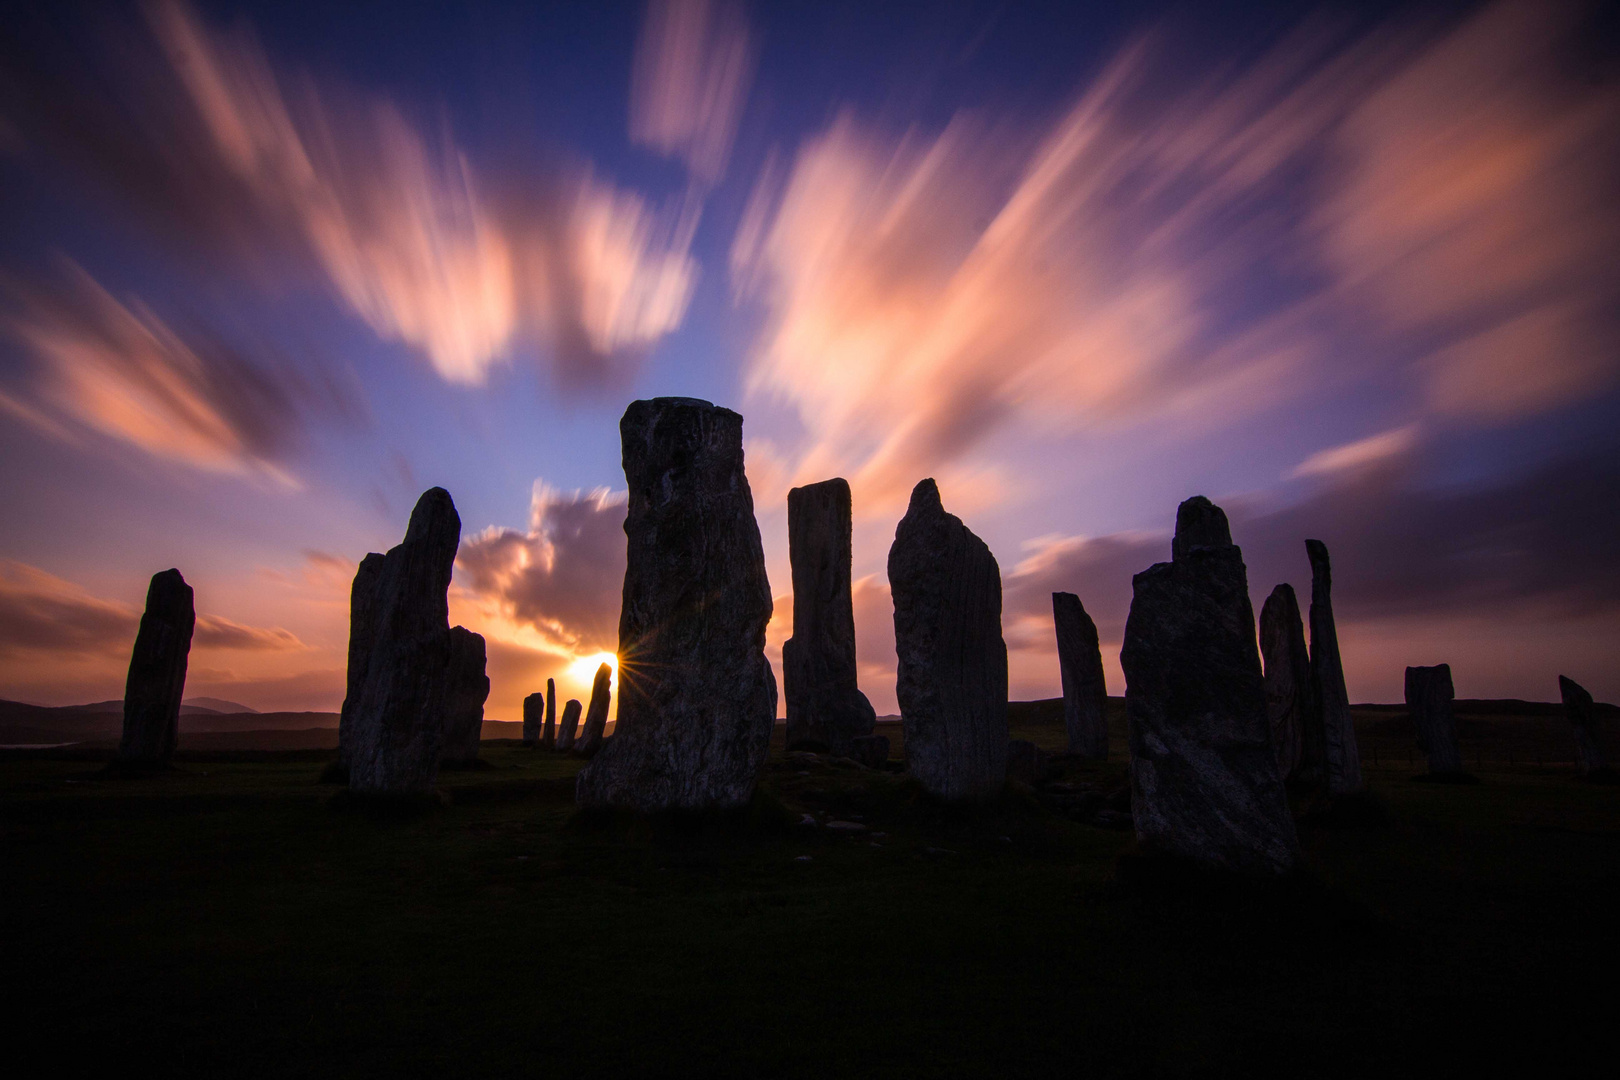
[1,0,1617,719]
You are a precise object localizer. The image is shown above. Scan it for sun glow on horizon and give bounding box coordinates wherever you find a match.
[567,651,618,686]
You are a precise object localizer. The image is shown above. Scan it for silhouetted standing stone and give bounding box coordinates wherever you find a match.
[576,398,777,811]
[337,553,385,772]
[556,700,582,752]
[1053,592,1108,759]
[1406,664,1463,774]
[849,734,890,770]
[573,663,613,758]
[1307,540,1363,794]
[1007,739,1048,786]
[522,693,543,746]
[1259,584,1312,782]
[1559,676,1605,775]
[345,488,461,795]
[117,569,195,766]
[1119,497,1299,875]
[1171,496,1230,560]
[440,628,489,765]
[543,678,557,749]
[784,478,876,755]
[889,479,1008,802]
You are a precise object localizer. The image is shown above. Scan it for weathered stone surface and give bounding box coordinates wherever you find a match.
[576,398,777,811]
[1405,664,1463,774]
[1053,592,1108,760]
[573,663,613,758]
[1171,495,1231,560]
[1559,676,1606,774]
[889,479,1008,802]
[848,734,890,770]
[1259,583,1312,782]
[337,553,385,770]
[117,569,195,764]
[784,477,876,755]
[555,700,581,753]
[1307,540,1363,794]
[1007,739,1048,786]
[522,693,543,746]
[344,488,461,795]
[1119,497,1299,875]
[439,627,489,764]
[543,678,557,749]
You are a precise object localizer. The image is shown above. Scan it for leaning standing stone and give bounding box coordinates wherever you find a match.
[1053,592,1108,759]
[889,478,1008,802]
[337,553,385,773]
[576,398,777,811]
[117,569,196,766]
[784,478,877,755]
[1259,584,1312,782]
[1405,664,1463,774]
[543,678,557,749]
[1119,497,1299,875]
[439,628,489,765]
[556,700,582,753]
[522,692,543,746]
[1558,676,1605,775]
[1307,540,1363,794]
[573,663,613,758]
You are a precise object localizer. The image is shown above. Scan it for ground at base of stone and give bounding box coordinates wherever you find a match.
[439,758,494,772]
[316,760,348,785]
[1579,767,1620,786]
[99,758,176,778]
[1297,790,1392,830]
[1412,770,1482,784]
[326,787,450,816]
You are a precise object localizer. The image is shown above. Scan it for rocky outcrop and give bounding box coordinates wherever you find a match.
[784,478,876,755]
[439,628,489,765]
[522,692,543,746]
[576,399,777,811]
[573,663,613,758]
[1053,592,1108,759]
[1259,584,1311,782]
[342,488,461,795]
[1119,497,1299,875]
[543,678,557,749]
[117,569,195,765]
[889,479,1008,802]
[556,700,582,752]
[1307,540,1363,794]
[1405,664,1463,774]
[1559,676,1606,774]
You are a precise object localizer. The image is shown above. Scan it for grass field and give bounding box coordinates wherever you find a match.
[3,706,1616,1077]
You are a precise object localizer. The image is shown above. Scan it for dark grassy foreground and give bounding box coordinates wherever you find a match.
[3,710,1617,1078]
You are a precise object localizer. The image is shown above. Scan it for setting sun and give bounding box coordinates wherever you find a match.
[567,652,618,684]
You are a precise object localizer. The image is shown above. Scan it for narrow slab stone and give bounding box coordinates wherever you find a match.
[1053,592,1108,759]
[1405,664,1463,774]
[576,398,777,811]
[337,553,385,771]
[1119,497,1299,875]
[573,662,613,758]
[1007,739,1048,786]
[784,477,876,755]
[556,699,582,753]
[1307,540,1363,794]
[543,678,557,749]
[440,627,489,764]
[889,479,1008,802]
[1559,676,1606,774]
[1259,583,1312,782]
[522,692,543,746]
[848,734,890,770]
[117,568,195,765]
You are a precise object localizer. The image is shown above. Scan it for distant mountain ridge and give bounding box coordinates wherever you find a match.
[0,698,337,746]
[67,697,260,715]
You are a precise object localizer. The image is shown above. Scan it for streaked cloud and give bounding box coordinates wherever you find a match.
[630,0,754,185]
[1289,425,1418,479]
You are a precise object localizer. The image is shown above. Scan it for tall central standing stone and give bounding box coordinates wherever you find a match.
[1558,676,1606,775]
[342,488,461,795]
[1306,540,1363,794]
[117,569,196,767]
[1406,664,1463,774]
[1053,592,1108,759]
[573,663,613,758]
[889,479,1008,802]
[1119,496,1299,874]
[1259,584,1312,782]
[575,398,777,811]
[784,478,876,755]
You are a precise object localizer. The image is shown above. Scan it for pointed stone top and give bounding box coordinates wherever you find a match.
[1305,538,1331,577]
[547,677,555,692]
[592,662,612,690]
[1559,675,1592,705]
[908,477,942,514]
[404,487,460,547]
[147,568,191,600]
[1172,495,1232,560]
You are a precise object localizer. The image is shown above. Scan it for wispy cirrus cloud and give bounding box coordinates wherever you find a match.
[631,0,754,185]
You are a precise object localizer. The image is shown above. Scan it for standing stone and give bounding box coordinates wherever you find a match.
[344,488,461,795]
[1405,664,1463,774]
[117,569,195,766]
[573,663,613,758]
[1053,592,1108,759]
[889,479,1008,802]
[522,693,543,746]
[337,553,385,771]
[555,700,582,753]
[1119,497,1299,875]
[784,478,877,755]
[543,678,557,749]
[1559,676,1606,774]
[576,398,777,811]
[1259,584,1312,782]
[1307,540,1363,794]
[440,628,490,765]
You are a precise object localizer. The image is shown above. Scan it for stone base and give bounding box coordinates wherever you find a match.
[439,757,493,772]
[1412,771,1480,785]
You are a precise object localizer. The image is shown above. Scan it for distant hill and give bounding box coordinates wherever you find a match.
[184,697,259,714]
[0,698,338,746]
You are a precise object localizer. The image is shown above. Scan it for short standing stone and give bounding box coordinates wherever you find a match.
[1405,664,1463,774]
[543,678,557,749]
[556,700,582,753]
[1259,583,1312,782]
[889,479,1008,802]
[1007,739,1048,786]
[337,553,385,771]
[1120,497,1299,875]
[117,569,195,765]
[573,663,613,758]
[848,734,890,770]
[345,488,461,795]
[1307,540,1363,794]
[576,398,777,811]
[785,478,877,755]
[522,693,543,746]
[1558,676,1605,775]
[1053,592,1108,759]
[440,628,489,764]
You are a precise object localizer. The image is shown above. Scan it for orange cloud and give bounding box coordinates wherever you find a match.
[630,0,754,185]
